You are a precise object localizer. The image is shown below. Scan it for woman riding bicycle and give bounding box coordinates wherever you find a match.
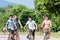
[13,14,23,40]
[41,15,52,40]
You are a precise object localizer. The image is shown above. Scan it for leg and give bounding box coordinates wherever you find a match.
[43,29,46,40]
[32,30,35,40]
[43,32,46,40]
[16,34,19,40]
[10,30,15,40]
[8,29,11,38]
[15,29,19,40]
[48,29,50,39]
[27,29,32,39]
[8,32,11,38]
[43,28,48,40]
[27,34,30,38]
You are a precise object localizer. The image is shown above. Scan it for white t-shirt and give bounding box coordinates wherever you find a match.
[26,20,36,30]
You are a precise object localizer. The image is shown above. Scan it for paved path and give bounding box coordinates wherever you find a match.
[0,34,60,40]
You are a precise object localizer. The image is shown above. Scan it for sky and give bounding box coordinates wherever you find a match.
[0,0,35,9]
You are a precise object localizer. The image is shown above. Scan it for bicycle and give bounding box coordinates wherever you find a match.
[40,26,49,40]
[44,32,49,40]
[8,30,20,40]
[29,33,33,40]
[8,30,15,40]
[27,30,34,40]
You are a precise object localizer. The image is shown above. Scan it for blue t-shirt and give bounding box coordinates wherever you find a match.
[6,20,15,30]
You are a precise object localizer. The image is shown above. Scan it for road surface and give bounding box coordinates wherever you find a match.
[0,34,60,40]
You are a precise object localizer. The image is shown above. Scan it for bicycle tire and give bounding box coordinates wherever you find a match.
[29,35,33,40]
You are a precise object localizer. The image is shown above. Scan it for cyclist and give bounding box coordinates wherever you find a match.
[41,15,52,40]
[6,15,16,40]
[13,14,23,40]
[24,16,37,40]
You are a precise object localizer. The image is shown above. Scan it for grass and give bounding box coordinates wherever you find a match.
[51,32,60,38]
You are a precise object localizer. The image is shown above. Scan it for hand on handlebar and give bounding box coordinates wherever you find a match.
[23,27,25,30]
[40,26,43,29]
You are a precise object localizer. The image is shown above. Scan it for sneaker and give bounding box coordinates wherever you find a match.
[27,35,29,39]
[48,37,50,40]
[8,37,11,40]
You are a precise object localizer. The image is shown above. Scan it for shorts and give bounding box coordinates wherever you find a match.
[8,28,11,32]
[43,27,50,32]
[8,28,14,34]
[29,29,35,36]
[13,29,18,35]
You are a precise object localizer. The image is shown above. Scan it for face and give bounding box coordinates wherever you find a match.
[28,18,32,21]
[45,17,48,20]
[14,15,18,19]
[9,16,12,20]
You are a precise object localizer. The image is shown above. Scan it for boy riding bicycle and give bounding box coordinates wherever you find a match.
[6,15,16,40]
[24,16,37,40]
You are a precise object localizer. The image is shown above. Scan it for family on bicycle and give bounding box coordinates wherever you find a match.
[5,14,52,40]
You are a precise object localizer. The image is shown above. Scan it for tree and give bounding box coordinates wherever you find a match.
[34,0,60,32]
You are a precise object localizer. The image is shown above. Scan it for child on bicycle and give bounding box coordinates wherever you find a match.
[41,15,52,40]
[24,16,37,40]
[13,14,23,40]
[6,15,16,40]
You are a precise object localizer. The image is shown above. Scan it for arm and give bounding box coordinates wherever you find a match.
[33,21,37,29]
[18,20,23,28]
[14,24,17,29]
[34,23,37,29]
[24,21,28,30]
[5,24,8,30]
[6,21,8,30]
[41,20,45,27]
[24,24,27,30]
[50,20,52,28]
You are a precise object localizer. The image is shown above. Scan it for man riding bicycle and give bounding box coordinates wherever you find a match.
[41,15,52,40]
[24,16,37,40]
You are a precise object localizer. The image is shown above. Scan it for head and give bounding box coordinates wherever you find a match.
[13,14,18,19]
[45,15,49,20]
[9,15,12,20]
[28,16,32,21]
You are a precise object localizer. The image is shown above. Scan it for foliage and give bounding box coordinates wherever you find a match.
[0,0,60,32]
[34,0,60,32]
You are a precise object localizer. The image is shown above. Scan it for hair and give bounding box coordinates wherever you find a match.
[13,14,18,16]
[9,15,13,17]
[45,15,49,19]
[28,16,32,19]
